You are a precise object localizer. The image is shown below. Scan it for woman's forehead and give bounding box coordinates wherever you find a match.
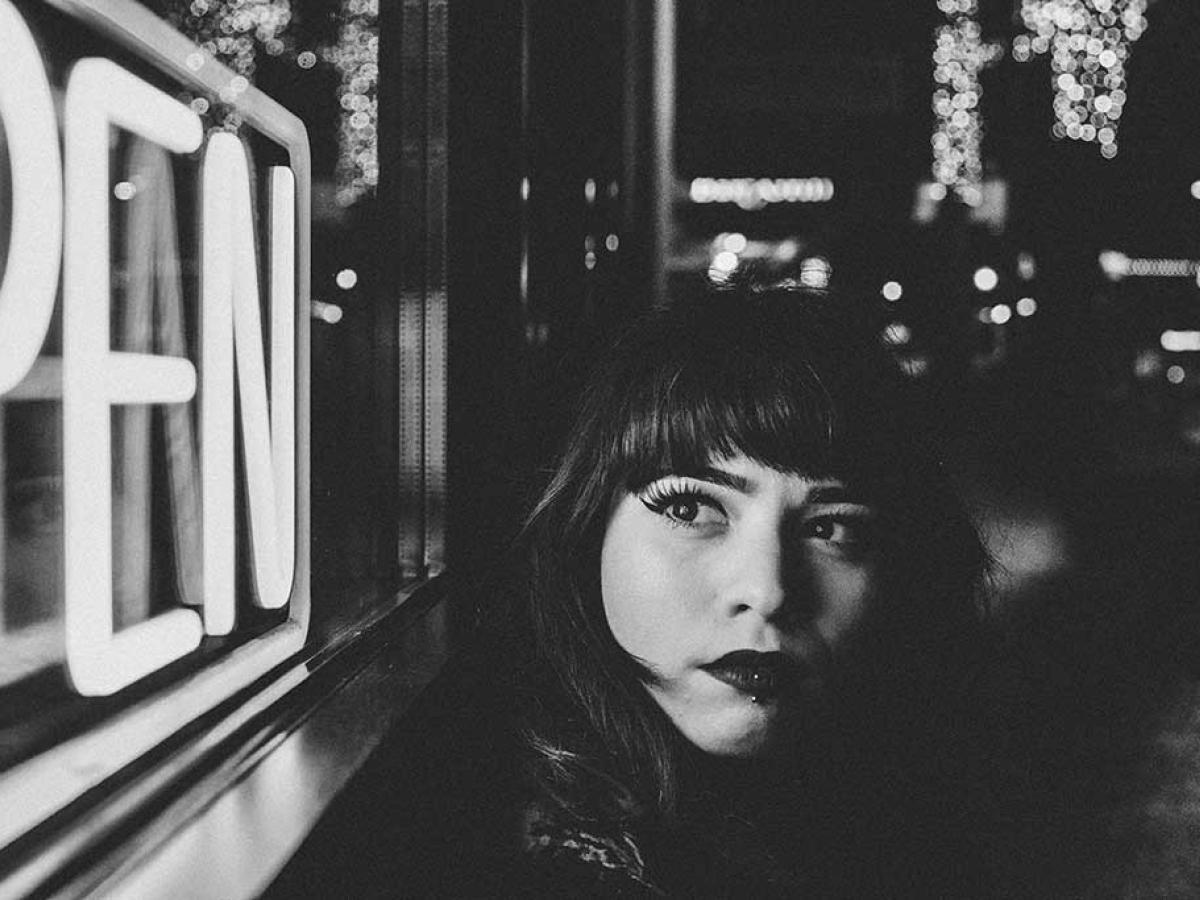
[626,446,845,488]
[644,453,855,494]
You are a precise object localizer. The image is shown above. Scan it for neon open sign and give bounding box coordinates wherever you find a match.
[0,0,305,696]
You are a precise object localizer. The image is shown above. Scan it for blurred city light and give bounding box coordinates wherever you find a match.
[798,257,831,289]
[974,266,999,291]
[113,181,136,201]
[774,239,799,263]
[335,268,358,290]
[932,0,1002,198]
[1161,330,1200,352]
[1099,249,1130,280]
[1016,0,1148,158]
[584,178,597,204]
[1130,258,1196,277]
[712,250,739,273]
[689,177,834,210]
[977,306,993,323]
[311,300,343,324]
[1017,251,1036,280]
[883,322,912,346]
[1133,349,1162,380]
[1100,250,1198,281]
[990,303,1013,324]
[1191,180,1200,200]
[912,182,942,224]
[881,281,904,302]
[1016,296,1038,317]
[1167,365,1186,384]
[721,232,747,253]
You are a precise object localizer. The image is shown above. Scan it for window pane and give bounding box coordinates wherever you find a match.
[0,0,304,768]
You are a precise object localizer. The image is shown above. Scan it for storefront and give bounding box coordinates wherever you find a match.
[0,0,452,893]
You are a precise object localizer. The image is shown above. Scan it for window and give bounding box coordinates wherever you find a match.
[0,0,446,883]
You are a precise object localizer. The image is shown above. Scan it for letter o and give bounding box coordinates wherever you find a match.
[0,0,63,395]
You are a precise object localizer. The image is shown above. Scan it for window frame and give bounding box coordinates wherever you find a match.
[0,0,313,851]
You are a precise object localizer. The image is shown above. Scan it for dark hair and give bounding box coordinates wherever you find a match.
[508,280,990,828]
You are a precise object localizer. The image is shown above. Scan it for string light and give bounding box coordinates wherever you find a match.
[323,0,379,207]
[931,0,1003,202]
[1098,250,1198,280]
[169,0,292,130]
[1014,0,1148,158]
[689,177,835,209]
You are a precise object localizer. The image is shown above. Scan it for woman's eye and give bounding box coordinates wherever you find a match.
[805,515,870,546]
[809,518,840,540]
[666,497,700,522]
[639,488,725,529]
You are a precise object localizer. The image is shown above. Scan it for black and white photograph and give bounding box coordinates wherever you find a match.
[2,0,1200,896]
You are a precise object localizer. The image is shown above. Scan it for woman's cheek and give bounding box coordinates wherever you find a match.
[602,546,679,655]
[600,509,698,663]
[811,561,880,648]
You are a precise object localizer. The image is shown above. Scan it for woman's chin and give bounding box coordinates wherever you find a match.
[672,701,791,758]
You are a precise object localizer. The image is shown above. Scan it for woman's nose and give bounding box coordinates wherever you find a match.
[721,526,790,621]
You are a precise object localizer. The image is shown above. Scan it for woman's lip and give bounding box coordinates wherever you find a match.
[700,650,808,697]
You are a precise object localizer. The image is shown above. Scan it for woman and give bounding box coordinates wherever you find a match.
[478,279,991,896]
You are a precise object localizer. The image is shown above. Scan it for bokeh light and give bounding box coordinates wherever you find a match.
[798,257,832,289]
[712,250,739,273]
[883,322,912,346]
[311,301,344,324]
[1016,0,1148,157]
[932,0,1003,199]
[1017,252,1037,280]
[1161,330,1200,353]
[722,232,748,254]
[974,266,999,291]
[324,0,380,207]
[689,177,834,210]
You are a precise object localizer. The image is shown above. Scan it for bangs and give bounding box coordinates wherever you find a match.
[613,337,842,489]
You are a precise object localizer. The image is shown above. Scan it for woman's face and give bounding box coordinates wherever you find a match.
[600,453,881,757]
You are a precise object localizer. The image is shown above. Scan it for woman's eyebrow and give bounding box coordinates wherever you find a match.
[678,466,753,493]
[806,484,863,504]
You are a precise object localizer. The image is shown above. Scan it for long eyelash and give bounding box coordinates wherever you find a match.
[637,478,690,507]
[638,480,722,527]
[815,504,877,526]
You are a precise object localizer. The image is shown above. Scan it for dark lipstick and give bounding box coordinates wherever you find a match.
[700,650,806,699]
